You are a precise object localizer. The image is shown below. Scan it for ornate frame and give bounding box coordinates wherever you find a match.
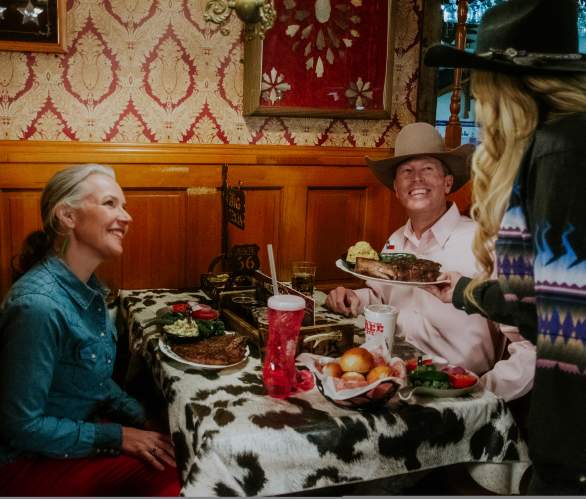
[243,0,395,119]
[0,0,66,53]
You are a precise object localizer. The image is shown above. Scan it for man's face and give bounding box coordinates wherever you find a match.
[393,156,453,215]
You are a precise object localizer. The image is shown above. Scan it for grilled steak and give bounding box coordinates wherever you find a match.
[355,256,441,282]
[171,334,248,365]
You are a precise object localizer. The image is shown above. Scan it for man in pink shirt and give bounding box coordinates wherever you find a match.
[325,123,534,402]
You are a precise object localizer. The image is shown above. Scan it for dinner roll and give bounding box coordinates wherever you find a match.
[339,347,373,373]
[341,371,366,382]
[366,365,394,384]
[322,362,343,378]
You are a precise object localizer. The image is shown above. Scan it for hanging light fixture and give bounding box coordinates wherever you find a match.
[204,0,276,40]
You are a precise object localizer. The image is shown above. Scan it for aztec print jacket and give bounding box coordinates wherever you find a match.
[453,113,586,479]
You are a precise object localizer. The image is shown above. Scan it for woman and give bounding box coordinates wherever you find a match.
[424,0,586,494]
[0,164,181,496]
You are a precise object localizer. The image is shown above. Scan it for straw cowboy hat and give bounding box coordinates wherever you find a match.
[424,0,586,74]
[366,123,474,193]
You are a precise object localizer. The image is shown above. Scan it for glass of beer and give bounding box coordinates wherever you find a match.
[291,261,316,296]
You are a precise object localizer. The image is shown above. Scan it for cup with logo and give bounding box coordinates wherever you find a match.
[363,304,398,354]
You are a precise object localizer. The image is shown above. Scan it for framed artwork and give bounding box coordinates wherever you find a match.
[0,0,66,53]
[243,0,394,119]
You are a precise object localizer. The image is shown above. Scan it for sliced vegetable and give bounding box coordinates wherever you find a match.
[405,357,432,372]
[193,309,219,320]
[448,373,477,389]
[408,365,450,389]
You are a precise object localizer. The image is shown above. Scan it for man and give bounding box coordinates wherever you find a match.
[325,122,534,401]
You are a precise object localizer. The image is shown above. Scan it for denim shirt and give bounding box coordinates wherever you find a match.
[0,256,145,464]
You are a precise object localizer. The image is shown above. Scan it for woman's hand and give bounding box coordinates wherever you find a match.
[121,427,176,471]
[325,287,361,317]
[424,271,463,303]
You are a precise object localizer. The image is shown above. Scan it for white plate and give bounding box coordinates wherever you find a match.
[336,259,449,287]
[398,365,479,400]
[158,335,249,370]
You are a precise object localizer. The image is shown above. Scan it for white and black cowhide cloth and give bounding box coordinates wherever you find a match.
[119,289,530,497]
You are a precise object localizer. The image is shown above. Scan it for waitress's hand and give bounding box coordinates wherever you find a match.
[121,427,176,470]
[424,271,462,303]
[325,286,360,317]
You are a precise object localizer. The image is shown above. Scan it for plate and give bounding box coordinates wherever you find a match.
[399,366,479,400]
[157,335,249,370]
[335,259,449,287]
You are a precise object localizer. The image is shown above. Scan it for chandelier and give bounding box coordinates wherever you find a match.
[442,0,586,34]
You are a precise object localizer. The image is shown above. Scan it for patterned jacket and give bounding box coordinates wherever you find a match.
[453,113,586,478]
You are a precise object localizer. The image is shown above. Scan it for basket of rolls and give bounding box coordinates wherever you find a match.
[297,336,406,410]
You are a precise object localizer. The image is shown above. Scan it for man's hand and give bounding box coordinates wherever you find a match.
[121,427,176,471]
[325,287,361,317]
[423,271,462,303]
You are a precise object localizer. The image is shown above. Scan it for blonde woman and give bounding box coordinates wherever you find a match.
[424,0,586,494]
[0,165,180,496]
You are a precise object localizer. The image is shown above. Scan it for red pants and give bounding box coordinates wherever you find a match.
[0,454,181,496]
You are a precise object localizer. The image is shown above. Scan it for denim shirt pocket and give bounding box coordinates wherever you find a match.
[68,340,109,390]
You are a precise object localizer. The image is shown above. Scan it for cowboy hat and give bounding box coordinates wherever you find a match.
[366,123,474,193]
[424,0,586,74]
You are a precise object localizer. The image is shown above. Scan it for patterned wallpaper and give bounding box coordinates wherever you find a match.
[0,0,423,146]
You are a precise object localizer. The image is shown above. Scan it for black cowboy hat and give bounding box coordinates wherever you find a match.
[366,122,474,193]
[424,0,586,74]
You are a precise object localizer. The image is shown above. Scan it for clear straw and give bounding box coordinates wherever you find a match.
[267,243,279,296]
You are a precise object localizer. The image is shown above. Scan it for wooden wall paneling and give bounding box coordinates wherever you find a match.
[226,187,283,277]
[305,188,367,284]
[0,192,42,295]
[277,185,308,281]
[186,187,222,286]
[121,191,186,289]
[0,194,12,293]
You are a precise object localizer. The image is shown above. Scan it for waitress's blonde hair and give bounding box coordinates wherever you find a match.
[465,71,586,308]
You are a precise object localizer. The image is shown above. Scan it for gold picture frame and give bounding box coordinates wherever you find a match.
[0,0,66,53]
[243,0,395,119]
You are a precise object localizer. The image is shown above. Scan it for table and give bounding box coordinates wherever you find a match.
[119,288,529,497]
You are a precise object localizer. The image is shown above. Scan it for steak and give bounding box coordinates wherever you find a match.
[171,334,248,365]
[355,256,441,282]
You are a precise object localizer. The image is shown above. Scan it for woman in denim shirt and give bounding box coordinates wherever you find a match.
[0,164,180,496]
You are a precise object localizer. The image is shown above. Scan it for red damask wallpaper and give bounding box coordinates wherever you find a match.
[0,0,423,146]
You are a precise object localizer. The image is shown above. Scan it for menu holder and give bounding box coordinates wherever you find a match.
[218,272,354,359]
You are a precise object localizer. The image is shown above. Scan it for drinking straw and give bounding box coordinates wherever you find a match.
[267,243,279,295]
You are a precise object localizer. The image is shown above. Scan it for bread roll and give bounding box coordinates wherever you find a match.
[341,371,366,382]
[339,347,374,373]
[366,365,394,384]
[322,362,343,378]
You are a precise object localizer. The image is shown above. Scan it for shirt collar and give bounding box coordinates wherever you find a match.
[403,202,461,248]
[43,256,105,310]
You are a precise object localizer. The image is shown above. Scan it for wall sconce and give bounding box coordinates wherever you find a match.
[204,0,276,40]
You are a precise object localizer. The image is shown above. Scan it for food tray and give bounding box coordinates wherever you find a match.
[336,259,449,287]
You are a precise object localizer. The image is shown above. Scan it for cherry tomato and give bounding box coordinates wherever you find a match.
[405,357,432,372]
[448,373,477,389]
[192,308,219,320]
[172,303,188,314]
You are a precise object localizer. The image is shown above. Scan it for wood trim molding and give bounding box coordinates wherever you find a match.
[0,141,391,168]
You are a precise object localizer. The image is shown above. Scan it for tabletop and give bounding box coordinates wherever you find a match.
[119,288,529,497]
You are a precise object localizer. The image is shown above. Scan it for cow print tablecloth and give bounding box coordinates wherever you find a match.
[119,289,529,497]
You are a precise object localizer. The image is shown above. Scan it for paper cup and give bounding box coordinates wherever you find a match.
[364,304,398,355]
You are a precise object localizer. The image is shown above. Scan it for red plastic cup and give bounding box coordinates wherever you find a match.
[263,295,308,399]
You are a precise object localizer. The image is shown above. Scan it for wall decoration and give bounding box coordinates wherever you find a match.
[0,0,423,145]
[0,0,66,52]
[243,0,393,119]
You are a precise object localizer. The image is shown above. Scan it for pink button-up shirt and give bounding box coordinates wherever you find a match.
[354,203,535,401]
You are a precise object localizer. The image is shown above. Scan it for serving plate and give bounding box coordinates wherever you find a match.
[336,259,449,287]
[158,335,249,370]
[398,367,479,400]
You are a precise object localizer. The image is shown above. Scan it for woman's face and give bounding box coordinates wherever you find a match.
[69,174,132,261]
